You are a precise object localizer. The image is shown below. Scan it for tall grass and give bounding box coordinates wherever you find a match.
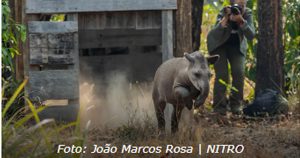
[2,79,85,158]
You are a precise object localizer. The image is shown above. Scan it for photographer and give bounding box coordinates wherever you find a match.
[207,0,255,115]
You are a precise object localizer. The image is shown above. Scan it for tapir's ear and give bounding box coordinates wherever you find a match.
[206,55,219,65]
[184,53,194,63]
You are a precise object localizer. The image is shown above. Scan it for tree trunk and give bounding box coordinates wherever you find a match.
[175,0,193,57]
[256,0,284,94]
[192,0,204,51]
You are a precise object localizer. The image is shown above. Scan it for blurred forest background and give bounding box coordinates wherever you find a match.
[2,0,300,157]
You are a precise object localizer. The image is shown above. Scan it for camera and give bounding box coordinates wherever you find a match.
[230,4,243,15]
[225,4,243,30]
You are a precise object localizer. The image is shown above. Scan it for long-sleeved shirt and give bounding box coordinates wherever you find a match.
[207,8,256,56]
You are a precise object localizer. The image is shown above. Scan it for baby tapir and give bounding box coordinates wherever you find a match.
[152,51,219,134]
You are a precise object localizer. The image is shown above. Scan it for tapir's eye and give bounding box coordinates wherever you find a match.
[194,72,201,78]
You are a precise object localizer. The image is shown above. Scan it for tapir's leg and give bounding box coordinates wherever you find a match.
[171,105,184,134]
[154,100,166,134]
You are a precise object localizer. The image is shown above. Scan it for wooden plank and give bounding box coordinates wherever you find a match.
[28,21,78,65]
[79,12,136,30]
[28,21,78,33]
[136,11,161,29]
[29,33,75,49]
[28,70,79,100]
[44,99,69,106]
[105,12,136,29]
[162,10,174,61]
[79,13,107,30]
[48,33,75,48]
[30,48,75,65]
[29,34,48,48]
[79,29,162,48]
[79,12,162,30]
[26,0,177,14]
[38,104,79,122]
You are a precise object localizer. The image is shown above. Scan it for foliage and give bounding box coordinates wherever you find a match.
[2,0,26,71]
[200,0,223,54]
[282,0,300,94]
[50,14,65,22]
[2,0,27,116]
[243,0,258,81]
[219,79,239,93]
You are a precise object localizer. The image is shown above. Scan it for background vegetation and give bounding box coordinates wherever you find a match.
[2,0,26,117]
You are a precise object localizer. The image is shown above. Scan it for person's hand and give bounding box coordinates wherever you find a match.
[230,14,245,27]
[220,16,229,28]
[223,6,231,17]
[220,6,231,28]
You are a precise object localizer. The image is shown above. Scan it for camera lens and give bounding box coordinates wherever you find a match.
[230,4,242,15]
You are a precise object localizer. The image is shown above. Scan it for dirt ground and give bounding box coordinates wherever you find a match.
[192,112,300,158]
[82,112,300,158]
[79,79,299,158]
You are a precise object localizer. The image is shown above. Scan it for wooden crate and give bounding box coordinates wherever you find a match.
[25,0,177,121]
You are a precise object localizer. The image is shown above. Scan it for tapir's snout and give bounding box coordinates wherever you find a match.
[195,79,209,93]
[194,82,210,108]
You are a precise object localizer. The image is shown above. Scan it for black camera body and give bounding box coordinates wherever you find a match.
[227,4,243,30]
[230,4,243,15]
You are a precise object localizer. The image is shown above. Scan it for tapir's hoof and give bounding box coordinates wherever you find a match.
[186,104,193,110]
[158,130,166,139]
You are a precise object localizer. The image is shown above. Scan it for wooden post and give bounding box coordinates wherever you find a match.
[162,10,174,62]
[13,0,25,80]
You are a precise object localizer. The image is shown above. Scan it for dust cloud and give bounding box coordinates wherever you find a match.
[79,71,157,129]
[79,59,194,133]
